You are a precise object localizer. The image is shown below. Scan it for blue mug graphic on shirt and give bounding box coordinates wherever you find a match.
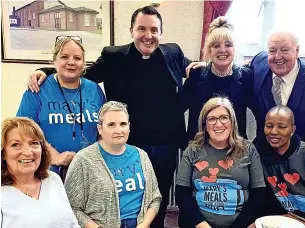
[195,178,244,215]
[275,193,305,212]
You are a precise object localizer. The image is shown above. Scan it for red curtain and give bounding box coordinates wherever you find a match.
[200,0,233,59]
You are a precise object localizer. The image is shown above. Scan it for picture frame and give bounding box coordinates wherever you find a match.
[1,0,114,63]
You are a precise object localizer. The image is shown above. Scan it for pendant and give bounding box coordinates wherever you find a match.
[117,169,122,174]
[71,101,75,106]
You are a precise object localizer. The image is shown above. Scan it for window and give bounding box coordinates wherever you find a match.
[226,0,305,57]
[69,12,73,22]
[55,12,61,18]
[41,14,44,22]
[32,13,35,20]
[84,14,90,26]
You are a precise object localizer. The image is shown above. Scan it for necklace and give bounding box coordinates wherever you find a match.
[14,179,41,200]
[61,86,81,107]
[211,64,233,77]
[100,141,125,176]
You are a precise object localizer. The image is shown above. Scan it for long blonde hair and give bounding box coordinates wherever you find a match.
[191,97,245,160]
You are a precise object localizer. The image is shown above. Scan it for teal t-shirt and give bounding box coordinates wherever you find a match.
[98,143,145,219]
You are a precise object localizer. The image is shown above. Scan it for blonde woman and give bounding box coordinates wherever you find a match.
[185,16,254,142]
[17,36,106,174]
[176,97,265,228]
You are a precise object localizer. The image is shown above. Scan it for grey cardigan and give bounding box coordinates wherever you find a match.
[64,142,162,228]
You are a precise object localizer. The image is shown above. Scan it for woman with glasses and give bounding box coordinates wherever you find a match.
[176,97,265,228]
[64,101,161,228]
[17,36,106,175]
[185,16,254,142]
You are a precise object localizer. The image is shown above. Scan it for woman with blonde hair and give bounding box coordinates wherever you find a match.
[17,36,106,175]
[185,16,254,142]
[64,101,161,228]
[176,97,265,228]
[1,117,79,227]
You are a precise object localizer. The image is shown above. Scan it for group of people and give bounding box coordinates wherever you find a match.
[1,4,305,228]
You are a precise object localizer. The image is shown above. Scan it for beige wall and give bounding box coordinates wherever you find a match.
[1,2,203,121]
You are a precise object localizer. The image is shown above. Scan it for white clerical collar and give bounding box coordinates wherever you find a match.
[272,61,299,86]
[142,55,150,60]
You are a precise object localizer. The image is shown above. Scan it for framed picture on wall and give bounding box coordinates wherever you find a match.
[1,0,114,63]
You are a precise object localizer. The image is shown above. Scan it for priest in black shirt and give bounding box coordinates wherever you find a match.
[26,6,191,228]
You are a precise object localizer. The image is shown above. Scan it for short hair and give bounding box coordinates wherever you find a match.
[52,37,85,61]
[266,105,295,125]
[98,101,129,124]
[130,5,163,33]
[203,16,235,62]
[1,117,51,186]
[191,96,245,160]
[267,30,299,47]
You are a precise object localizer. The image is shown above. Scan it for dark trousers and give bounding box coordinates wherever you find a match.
[139,144,178,228]
[120,218,137,228]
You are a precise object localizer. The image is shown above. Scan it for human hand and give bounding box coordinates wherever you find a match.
[247,223,256,228]
[27,70,47,93]
[195,221,212,228]
[186,61,208,77]
[54,151,76,166]
[136,223,149,228]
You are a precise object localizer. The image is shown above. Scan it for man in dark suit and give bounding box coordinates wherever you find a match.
[27,6,190,227]
[250,31,305,141]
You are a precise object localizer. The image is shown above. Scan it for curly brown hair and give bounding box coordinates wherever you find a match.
[1,117,51,185]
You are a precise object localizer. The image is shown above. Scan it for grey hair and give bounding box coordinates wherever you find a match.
[98,101,129,124]
[267,30,299,47]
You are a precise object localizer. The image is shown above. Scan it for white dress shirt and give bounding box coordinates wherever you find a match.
[272,62,299,106]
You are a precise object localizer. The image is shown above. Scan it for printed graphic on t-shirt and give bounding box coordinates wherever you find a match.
[195,178,244,215]
[47,100,99,124]
[267,172,305,212]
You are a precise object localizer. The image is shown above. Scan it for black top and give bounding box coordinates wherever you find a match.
[122,46,181,145]
[184,64,254,141]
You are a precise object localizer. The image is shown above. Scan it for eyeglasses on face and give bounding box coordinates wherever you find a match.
[206,114,230,125]
[55,36,82,45]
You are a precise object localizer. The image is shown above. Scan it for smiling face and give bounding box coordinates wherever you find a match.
[54,40,85,84]
[267,32,299,77]
[264,110,296,154]
[210,39,234,70]
[3,128,42,179]
[206,106,232,148]
[97,111,130,147]
[130,12,162,56]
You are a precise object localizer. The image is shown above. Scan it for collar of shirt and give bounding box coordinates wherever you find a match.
[272,61,299,86]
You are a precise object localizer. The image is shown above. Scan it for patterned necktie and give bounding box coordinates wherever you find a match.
[272,76,283,105]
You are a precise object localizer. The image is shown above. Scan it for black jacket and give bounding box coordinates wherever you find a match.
[40,42,191,149]
[184,64,254,141]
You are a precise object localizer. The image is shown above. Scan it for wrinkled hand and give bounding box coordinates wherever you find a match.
[186,61,208,77]
[54,151,76,166]
[27,70,47,93]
